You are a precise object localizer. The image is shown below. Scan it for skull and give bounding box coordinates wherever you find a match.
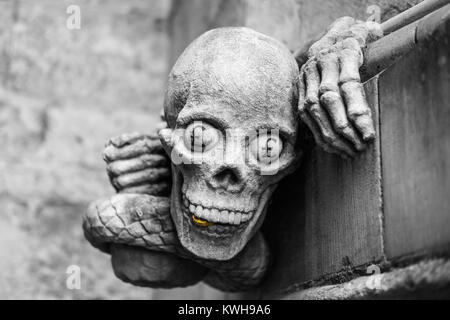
[159,27,301,261]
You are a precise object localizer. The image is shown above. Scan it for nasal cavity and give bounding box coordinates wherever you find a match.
[214,168,240,186]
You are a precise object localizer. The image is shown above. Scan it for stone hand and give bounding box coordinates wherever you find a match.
[84,27,312,292]
[298,17,382,158]
[103,131,171,196]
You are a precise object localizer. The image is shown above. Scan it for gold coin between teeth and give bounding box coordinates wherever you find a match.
[192,215,214,227]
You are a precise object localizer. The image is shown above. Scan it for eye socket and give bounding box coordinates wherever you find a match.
[249,132,283,165]
[183,121,220,153]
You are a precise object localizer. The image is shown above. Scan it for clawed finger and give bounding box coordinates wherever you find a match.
[318,51,340,95]
[120,183,171,197]
[308,16,356,58]
[110,244,208,288]
[320,91,366,151]
[107,153,169,177]
[84,194,175,252]
[340,81,375,141]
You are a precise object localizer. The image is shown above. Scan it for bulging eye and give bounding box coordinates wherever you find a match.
[249,132,283,165]
[183,121,220,152]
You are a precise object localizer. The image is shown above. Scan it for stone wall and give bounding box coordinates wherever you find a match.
[168,0,450,299]
[0,0,172,299]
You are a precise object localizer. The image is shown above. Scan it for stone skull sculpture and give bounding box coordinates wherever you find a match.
[83,18,381,291]
[159,27,301,261]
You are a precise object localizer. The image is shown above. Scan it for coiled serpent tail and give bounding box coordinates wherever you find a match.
[83,193,270,291]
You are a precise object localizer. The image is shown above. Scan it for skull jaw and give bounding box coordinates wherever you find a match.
[170,167,275,261]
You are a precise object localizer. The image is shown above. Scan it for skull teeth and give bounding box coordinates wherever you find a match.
[182,193,253,225]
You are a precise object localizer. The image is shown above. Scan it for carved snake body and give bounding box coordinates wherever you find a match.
[83,135,270,291]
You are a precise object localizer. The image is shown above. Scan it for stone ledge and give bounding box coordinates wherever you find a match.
[282,259,450,300]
